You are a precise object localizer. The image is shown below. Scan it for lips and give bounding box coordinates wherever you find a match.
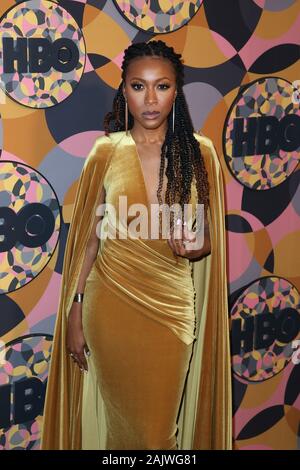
[142,111,160,119]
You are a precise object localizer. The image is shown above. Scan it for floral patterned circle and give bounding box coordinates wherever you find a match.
[113,0,203,33]
[0,0,86,108]
[224,77,300,190]
[0,161,61,294]
[0,335,52,450]
[231,277,300,382]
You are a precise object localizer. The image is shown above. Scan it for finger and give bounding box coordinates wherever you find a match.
[173,220,184,253]
[69,351,85,371]
[173,218,183,240]
[167,228,176,253]
[78,352,88,372]
[169,231,182,255]
[168,221,187,256]
[183,239,196,251]
[175,238,186,257]
[183,224,196,243]
[187,235,203,253]
[69,352,77,362]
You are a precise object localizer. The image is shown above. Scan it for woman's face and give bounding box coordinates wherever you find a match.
[123,56,177,131]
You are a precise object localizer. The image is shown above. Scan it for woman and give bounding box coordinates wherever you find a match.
[41,40,231,450]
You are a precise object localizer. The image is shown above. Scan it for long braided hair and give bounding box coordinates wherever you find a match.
[104,40,209,229]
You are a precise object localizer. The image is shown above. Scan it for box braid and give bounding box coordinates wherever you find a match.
[104,40,210,228]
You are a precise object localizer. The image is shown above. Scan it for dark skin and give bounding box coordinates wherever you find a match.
[67,56,211,371]
[123,56,211,260]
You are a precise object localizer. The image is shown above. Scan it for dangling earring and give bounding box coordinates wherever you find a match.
[172,100,176,133]
[125,98,129,136]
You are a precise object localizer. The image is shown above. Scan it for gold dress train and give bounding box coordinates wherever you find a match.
[41,131,232,450]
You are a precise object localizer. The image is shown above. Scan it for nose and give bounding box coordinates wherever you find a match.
[145,87,158,105]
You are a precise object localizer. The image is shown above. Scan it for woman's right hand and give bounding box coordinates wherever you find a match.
[66,302,90,372]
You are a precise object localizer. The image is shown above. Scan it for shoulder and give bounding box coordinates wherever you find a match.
[193,132,220,167]
[193,132,215,153]
[85,131,126,166]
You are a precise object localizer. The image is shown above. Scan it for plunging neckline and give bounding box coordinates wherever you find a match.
[128,130,163,211]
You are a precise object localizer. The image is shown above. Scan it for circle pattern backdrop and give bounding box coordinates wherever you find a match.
[0,0,86,108]
[0,0,299,451]
[0,335,52,450]
[224,77,300,190]
[231,276,300,383]
[0,161,61,294]
[112,0,203,33]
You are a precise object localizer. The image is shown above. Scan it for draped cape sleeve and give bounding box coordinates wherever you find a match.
[190,134,232,449]
[41,134,121,450]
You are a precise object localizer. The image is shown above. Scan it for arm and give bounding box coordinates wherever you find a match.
[66,186,106,371]
[75,186,106,291]
[168,134,217,261]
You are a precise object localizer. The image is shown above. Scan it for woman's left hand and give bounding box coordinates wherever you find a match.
[167,217,211,261]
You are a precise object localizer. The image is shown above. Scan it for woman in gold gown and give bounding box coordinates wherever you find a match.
[41,41,232,450]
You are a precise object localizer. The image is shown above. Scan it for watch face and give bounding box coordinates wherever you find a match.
[113,0,203,34]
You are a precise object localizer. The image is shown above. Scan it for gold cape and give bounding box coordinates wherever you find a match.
[41,131,232,450]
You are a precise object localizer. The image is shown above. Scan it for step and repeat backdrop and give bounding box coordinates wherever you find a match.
[0,0,299,450]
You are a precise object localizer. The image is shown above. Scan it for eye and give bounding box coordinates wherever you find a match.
[158,83,170,90]
[131,83,143,91]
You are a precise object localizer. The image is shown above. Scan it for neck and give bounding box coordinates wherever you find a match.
[130,121,167,144]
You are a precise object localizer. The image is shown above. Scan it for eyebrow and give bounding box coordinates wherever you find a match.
[130,77,172,82]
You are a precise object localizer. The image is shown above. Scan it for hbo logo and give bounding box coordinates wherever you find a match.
[0,204,55,251]
[2,37,79,73]
[232,115,300,157]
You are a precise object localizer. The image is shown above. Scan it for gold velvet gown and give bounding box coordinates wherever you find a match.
[41,131,232,450]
